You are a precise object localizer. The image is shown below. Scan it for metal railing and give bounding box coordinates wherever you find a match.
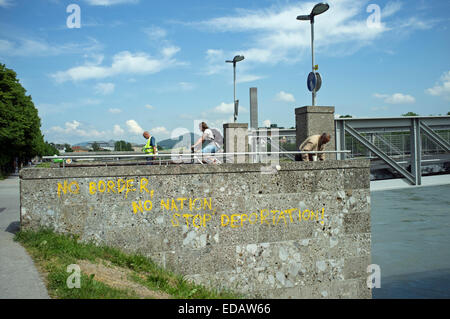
[43,150,351,167]
[336,116,450,185]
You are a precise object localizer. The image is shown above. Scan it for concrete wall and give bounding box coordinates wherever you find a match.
[20,160,372,298]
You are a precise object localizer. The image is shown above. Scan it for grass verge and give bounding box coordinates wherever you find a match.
[15,229,239,299]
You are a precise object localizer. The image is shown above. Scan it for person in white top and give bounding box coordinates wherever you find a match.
[191,122,219,154]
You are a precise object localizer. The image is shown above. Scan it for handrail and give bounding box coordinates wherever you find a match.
[43,150,351,160]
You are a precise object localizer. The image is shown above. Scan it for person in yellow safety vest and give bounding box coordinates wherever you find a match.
[142,131,158,164]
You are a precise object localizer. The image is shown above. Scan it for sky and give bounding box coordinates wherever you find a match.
[0,0,449,144]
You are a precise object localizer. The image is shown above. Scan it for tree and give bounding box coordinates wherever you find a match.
[339,115,353,118]
[0,64,46,175]
[91,142,100,152]
[447,111,450,116]
[114,140,133,151]
[64,143,73,152]
[42,142,59,156]
[402,112,419,116]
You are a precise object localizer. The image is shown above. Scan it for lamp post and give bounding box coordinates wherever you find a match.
[226,55,245,122]
[297,2,329,106]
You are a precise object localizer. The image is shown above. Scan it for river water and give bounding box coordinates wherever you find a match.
[371,184,450,298]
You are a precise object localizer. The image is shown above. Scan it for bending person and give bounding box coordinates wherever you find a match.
[299,133,331,161]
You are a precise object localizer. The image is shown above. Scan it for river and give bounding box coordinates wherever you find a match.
[371,184,450,298]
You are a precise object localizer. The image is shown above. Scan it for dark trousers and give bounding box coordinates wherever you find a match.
[146,156,155,165]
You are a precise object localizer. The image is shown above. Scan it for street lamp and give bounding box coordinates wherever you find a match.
[226,55,245,122]
[297,2,329,106]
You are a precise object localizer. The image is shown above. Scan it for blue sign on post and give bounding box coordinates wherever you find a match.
[315,72,322,92]
[307,72,316,92]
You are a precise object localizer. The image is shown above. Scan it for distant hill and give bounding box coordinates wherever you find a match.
[157,133,200,150]
[73,140,116,147]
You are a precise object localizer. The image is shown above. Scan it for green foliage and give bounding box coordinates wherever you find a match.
[0,64,46,175]
[402,112,419,116]
[114,140,133,151]
[447,111,450,116]
[91,142,100,152]
[64,143,73,152]
[15,229,239,299]
[42,141,59,156]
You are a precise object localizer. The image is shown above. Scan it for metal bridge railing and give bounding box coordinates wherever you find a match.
[336,116,450,185]
[43,150,351,167]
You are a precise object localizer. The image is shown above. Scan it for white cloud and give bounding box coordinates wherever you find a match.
[426,71,450,101]
[50,120,106,138]
[52,47,182,82]
[36,98,103,116]
[151,126,169,135]
[144,26,167,41]
[95,82,115,95]
[84,0,138,6]
[382,2,402,18]
[263,120,271,127]
[202,48,265,81]
[213,102,233,114]
[84,53,105,65]
[108,108,122,114]
[275,91,295,103]
[0,37,101,57]
[236,74,265,83]
[126,119,144,135]
[204,49,228,75]
[212,102,247,114]
[373,93,416,104]
[113,124,124,136]
[145,104,154,110]
[194,0,429,70]
[0,0,13,8]
[161,46,180,57]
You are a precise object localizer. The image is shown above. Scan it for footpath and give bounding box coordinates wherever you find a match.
[0,175,49,299]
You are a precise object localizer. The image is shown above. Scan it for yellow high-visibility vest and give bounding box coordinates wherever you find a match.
[142,137,158,154]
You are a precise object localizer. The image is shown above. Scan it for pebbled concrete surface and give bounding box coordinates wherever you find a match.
[0,175,49,299]
[20,160,372,298]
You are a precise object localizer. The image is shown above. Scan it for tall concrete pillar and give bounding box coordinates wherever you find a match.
[223,123,249,163]
[249,87,258,130]
[295,106,336,160]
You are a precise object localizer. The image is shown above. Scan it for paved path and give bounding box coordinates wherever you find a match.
[0,175,49,299]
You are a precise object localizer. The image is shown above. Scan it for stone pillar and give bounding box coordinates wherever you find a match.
[295,106,336,160]
[223,123,249,163]
[249,87,258,130]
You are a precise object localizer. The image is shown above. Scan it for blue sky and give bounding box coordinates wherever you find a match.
[0,0,449,144]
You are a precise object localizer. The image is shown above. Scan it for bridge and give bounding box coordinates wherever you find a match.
[335,116,450,185]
